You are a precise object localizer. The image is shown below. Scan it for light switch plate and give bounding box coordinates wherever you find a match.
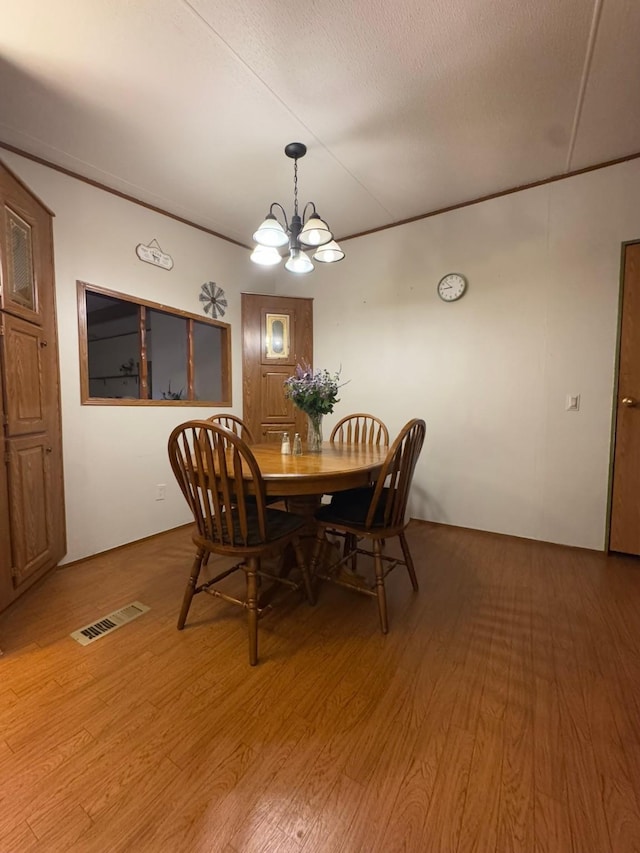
[566,394,580,411]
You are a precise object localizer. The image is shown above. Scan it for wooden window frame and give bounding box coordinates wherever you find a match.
[77,280,232,406]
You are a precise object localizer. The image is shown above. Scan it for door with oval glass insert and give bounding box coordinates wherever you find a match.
[241,294,313,443]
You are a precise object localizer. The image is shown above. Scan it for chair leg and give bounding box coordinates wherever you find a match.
[177,548,204,630]
[346,533,358,572]
[309,528,327,579]
[399,531,419,591]
[373,540,389,634]
[292,537,315,605]
[246,558,259,666]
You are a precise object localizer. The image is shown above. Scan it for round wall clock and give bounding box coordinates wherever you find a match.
[437,273,467,302]
[199,282,227,318]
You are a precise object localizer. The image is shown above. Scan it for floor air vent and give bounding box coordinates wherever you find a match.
[70,601,150,646]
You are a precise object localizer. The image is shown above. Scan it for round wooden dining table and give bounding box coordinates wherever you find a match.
[245,441,388,568]
[246,441,387,503]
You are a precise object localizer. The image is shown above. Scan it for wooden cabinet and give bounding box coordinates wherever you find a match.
[0,160,66,611]
[241,293,313,443]
[6,433,56,585]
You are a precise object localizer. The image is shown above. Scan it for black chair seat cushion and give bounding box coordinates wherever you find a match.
[211,506,305,547]
[316,486,389,528]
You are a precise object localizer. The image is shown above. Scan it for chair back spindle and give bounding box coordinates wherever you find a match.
[330,413,389,446]
[169,421,269,546]
[205,413,254,443]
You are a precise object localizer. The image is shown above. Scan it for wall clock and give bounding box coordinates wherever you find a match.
[437,273,467,302]
[199,281,227,318]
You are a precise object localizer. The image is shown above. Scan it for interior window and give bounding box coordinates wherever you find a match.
[86,291,141,399]
[78,281,231,406]
[147,309,188,400]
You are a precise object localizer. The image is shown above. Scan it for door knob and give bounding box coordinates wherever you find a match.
[621,397,637,407]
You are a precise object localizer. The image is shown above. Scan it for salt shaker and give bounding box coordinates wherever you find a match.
[292,433,302,456]
[281,432,291,455]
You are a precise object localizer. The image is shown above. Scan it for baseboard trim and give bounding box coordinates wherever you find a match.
[409,517,604,553]
[58,523,194,569]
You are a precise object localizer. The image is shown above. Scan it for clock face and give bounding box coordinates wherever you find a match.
[437,273,467,302]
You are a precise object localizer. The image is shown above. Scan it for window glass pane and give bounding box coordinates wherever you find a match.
[87,293,140,399]
[147,309,188,400]
[7,208,35,310]
[193,320,223,401]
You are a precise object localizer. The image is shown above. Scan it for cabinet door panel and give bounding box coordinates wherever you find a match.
[0,368,12,605]
[1,313,47,435]
[1,194,46,325]
[7,434,54,586]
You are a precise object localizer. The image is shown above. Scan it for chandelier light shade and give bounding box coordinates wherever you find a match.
[313,240,346,264]
[251,142,345,274]
[284,248,314,274]
[252,215,288,247]
[299,215,332,247]
[249,244,283,266]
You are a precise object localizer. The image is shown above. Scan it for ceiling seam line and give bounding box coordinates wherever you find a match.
[180,0,396,220]
[565,0,605,173]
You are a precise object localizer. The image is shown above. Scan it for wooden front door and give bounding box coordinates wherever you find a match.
[0,160,66,608]
[241,293,313,443]
[609,241,640,555]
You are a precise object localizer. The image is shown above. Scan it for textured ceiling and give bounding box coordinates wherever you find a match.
[1,0,639,247]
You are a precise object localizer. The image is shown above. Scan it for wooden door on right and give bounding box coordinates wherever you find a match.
[241,293,313,443]
[609,240,640,555]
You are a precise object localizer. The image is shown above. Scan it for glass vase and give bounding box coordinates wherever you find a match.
[306,413,323,452]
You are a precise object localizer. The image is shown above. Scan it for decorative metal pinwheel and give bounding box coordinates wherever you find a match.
[199,282,227,319]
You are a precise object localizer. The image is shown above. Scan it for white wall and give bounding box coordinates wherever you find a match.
[276,159,640,550]
[4,150,637,558]
[2,151,276,563]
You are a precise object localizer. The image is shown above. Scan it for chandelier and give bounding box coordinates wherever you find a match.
[250,142,345,274]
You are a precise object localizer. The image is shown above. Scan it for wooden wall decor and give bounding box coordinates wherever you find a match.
[135,238,173,270]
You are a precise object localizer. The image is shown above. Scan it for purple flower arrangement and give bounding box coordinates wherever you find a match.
[283,362,345,416]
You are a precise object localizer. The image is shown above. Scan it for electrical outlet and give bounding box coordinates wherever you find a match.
[155,484,166,501]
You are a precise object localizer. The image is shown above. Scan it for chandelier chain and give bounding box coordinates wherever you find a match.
[293,158,299,217]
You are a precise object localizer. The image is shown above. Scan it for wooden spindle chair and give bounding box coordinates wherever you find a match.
[310,418,426,633]
[168,420,314,665]
[329,413,390,562]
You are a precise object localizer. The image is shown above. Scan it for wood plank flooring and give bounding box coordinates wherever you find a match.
[1,522,640,852]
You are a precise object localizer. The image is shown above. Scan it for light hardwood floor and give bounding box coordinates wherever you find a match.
[1,522,640,852]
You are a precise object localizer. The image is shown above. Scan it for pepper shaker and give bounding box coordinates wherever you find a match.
[292,433,302,456]
[281,431,291,455]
